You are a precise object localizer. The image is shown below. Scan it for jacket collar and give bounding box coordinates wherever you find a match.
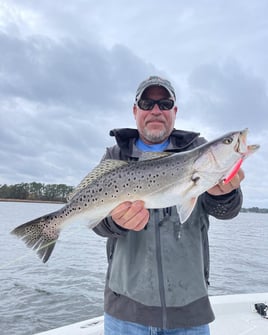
[110,128,200,157]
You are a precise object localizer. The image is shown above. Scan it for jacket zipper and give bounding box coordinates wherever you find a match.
[154,209,167,328]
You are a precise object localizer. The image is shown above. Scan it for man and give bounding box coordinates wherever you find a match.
[93,76,244,335]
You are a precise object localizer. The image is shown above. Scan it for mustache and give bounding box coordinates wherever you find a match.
[145,117,166,124]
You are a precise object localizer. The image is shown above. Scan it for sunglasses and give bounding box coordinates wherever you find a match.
[137,99,174,111]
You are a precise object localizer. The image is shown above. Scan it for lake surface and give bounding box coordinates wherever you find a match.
[0,202,267,335]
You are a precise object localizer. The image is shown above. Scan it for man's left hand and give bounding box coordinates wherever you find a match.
[207,168,245,196]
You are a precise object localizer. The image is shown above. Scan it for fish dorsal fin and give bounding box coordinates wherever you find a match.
[139,151,173,161]
[67,159,128,201]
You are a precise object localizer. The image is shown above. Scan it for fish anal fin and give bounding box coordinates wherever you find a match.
[86,214,109,229]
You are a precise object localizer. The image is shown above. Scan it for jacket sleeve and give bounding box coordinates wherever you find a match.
[201,188,243,220]
[93,216,128,238]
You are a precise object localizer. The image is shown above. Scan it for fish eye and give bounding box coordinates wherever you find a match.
[223,137,233,145]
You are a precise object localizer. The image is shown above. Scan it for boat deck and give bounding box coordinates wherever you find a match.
[36,292,268,335]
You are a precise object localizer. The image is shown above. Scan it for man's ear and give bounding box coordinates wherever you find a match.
[133,104,137,119]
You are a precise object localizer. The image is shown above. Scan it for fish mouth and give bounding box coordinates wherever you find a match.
[234,128,248,154]
[235,128,260,158]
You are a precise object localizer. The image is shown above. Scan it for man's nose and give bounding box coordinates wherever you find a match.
[151,103,162,114]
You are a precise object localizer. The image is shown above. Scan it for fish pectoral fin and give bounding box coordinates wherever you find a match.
[176,197,197,223]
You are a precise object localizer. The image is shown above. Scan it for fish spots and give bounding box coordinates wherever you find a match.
[133,184,143,192]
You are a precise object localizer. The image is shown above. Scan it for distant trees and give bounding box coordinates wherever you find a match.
[1,183,267,211]
[0,182,74,202]
[240,207,268,214]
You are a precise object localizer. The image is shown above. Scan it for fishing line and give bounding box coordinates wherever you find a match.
[0,253,33,269]
[1,221,90,269]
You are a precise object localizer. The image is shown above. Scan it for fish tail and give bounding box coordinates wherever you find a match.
[11,214,60,263]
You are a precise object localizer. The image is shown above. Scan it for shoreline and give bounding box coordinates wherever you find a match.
[0,198,267,212]
[0,198,65,204]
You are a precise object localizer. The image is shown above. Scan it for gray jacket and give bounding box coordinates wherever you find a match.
[93,128,243,328]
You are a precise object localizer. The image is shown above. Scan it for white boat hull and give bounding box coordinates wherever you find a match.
[36,292,268,335]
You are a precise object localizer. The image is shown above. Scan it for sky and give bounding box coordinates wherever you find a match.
[0,0,267,207]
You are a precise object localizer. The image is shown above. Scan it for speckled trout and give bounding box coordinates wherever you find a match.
[11,129,259,262]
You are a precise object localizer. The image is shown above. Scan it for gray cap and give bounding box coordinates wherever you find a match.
[135,76,176,102]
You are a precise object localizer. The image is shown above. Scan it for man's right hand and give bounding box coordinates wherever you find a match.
[110,200,149,231]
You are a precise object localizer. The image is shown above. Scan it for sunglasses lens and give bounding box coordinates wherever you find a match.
[158,99,174,110]
[137,99,174,111]
[137,99,154,110]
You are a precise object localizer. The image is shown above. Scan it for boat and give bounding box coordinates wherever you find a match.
[36,292,268,335]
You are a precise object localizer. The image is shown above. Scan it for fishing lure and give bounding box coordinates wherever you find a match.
[223,158,243,184]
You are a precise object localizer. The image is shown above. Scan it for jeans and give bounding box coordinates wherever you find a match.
[104,313,210,335]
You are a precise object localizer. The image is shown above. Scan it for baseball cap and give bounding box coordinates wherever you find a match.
[135,76,176,102]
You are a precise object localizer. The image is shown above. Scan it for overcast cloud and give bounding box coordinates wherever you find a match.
[0,0,267,207]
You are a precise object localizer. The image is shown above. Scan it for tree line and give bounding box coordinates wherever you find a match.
[240,207,268,214]
[0,182,74,202]
[0,183,267,212]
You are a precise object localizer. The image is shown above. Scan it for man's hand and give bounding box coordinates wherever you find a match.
[110,200,149,231]
[207,168,245,196]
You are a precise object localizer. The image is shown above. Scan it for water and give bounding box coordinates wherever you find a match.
[0,202,267,335]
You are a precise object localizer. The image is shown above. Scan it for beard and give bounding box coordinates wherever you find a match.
[142,127,170,143]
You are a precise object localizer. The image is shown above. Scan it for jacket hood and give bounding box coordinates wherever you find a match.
[109,128,201,154]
